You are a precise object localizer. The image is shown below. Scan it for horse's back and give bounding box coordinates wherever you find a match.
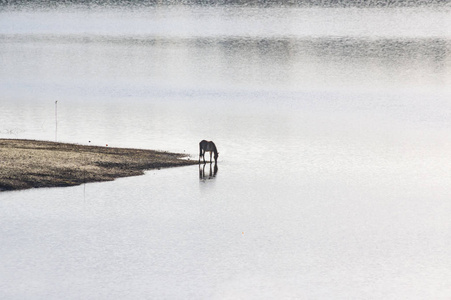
[200,140,215,151]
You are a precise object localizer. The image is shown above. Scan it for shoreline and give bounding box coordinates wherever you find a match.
[0,139,198,191]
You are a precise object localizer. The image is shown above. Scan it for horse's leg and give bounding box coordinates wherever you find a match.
[209,151,212,163]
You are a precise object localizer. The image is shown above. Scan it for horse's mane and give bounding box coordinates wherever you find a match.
[211,141,218,154]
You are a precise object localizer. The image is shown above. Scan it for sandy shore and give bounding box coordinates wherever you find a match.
[0,139,198,191]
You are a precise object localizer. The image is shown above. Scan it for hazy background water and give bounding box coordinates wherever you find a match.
[1,3,451,299]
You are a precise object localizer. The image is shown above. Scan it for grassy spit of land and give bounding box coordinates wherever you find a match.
[0,139,198,191]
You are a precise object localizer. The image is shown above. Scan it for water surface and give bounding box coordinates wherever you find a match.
[1,4,450,299]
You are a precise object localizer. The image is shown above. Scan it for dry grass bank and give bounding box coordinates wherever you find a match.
[0,139,197,191]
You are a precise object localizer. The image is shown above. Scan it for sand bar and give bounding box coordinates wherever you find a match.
[0,139,197,191]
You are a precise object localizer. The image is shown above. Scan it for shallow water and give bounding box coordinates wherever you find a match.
[1,4,451,299]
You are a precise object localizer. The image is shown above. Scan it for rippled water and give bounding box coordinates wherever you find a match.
[1,4,450,299]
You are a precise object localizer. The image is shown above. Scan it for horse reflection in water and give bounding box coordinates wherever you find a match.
[199,162,218,180]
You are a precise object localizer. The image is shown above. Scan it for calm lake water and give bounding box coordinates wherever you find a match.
[1,3,451,299]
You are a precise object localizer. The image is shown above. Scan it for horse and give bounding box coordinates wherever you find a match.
[199,140,218,163]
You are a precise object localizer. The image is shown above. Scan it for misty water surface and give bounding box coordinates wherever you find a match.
[0,3,450,299]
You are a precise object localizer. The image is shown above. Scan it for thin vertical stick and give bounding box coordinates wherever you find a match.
[55,101,58,142]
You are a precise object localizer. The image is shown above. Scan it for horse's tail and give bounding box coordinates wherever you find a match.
[199,140,205,159]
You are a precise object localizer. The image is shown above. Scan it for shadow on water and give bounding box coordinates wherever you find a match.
[199,162,218,181]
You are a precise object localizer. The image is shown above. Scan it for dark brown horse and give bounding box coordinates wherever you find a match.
[199,140,218,163]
